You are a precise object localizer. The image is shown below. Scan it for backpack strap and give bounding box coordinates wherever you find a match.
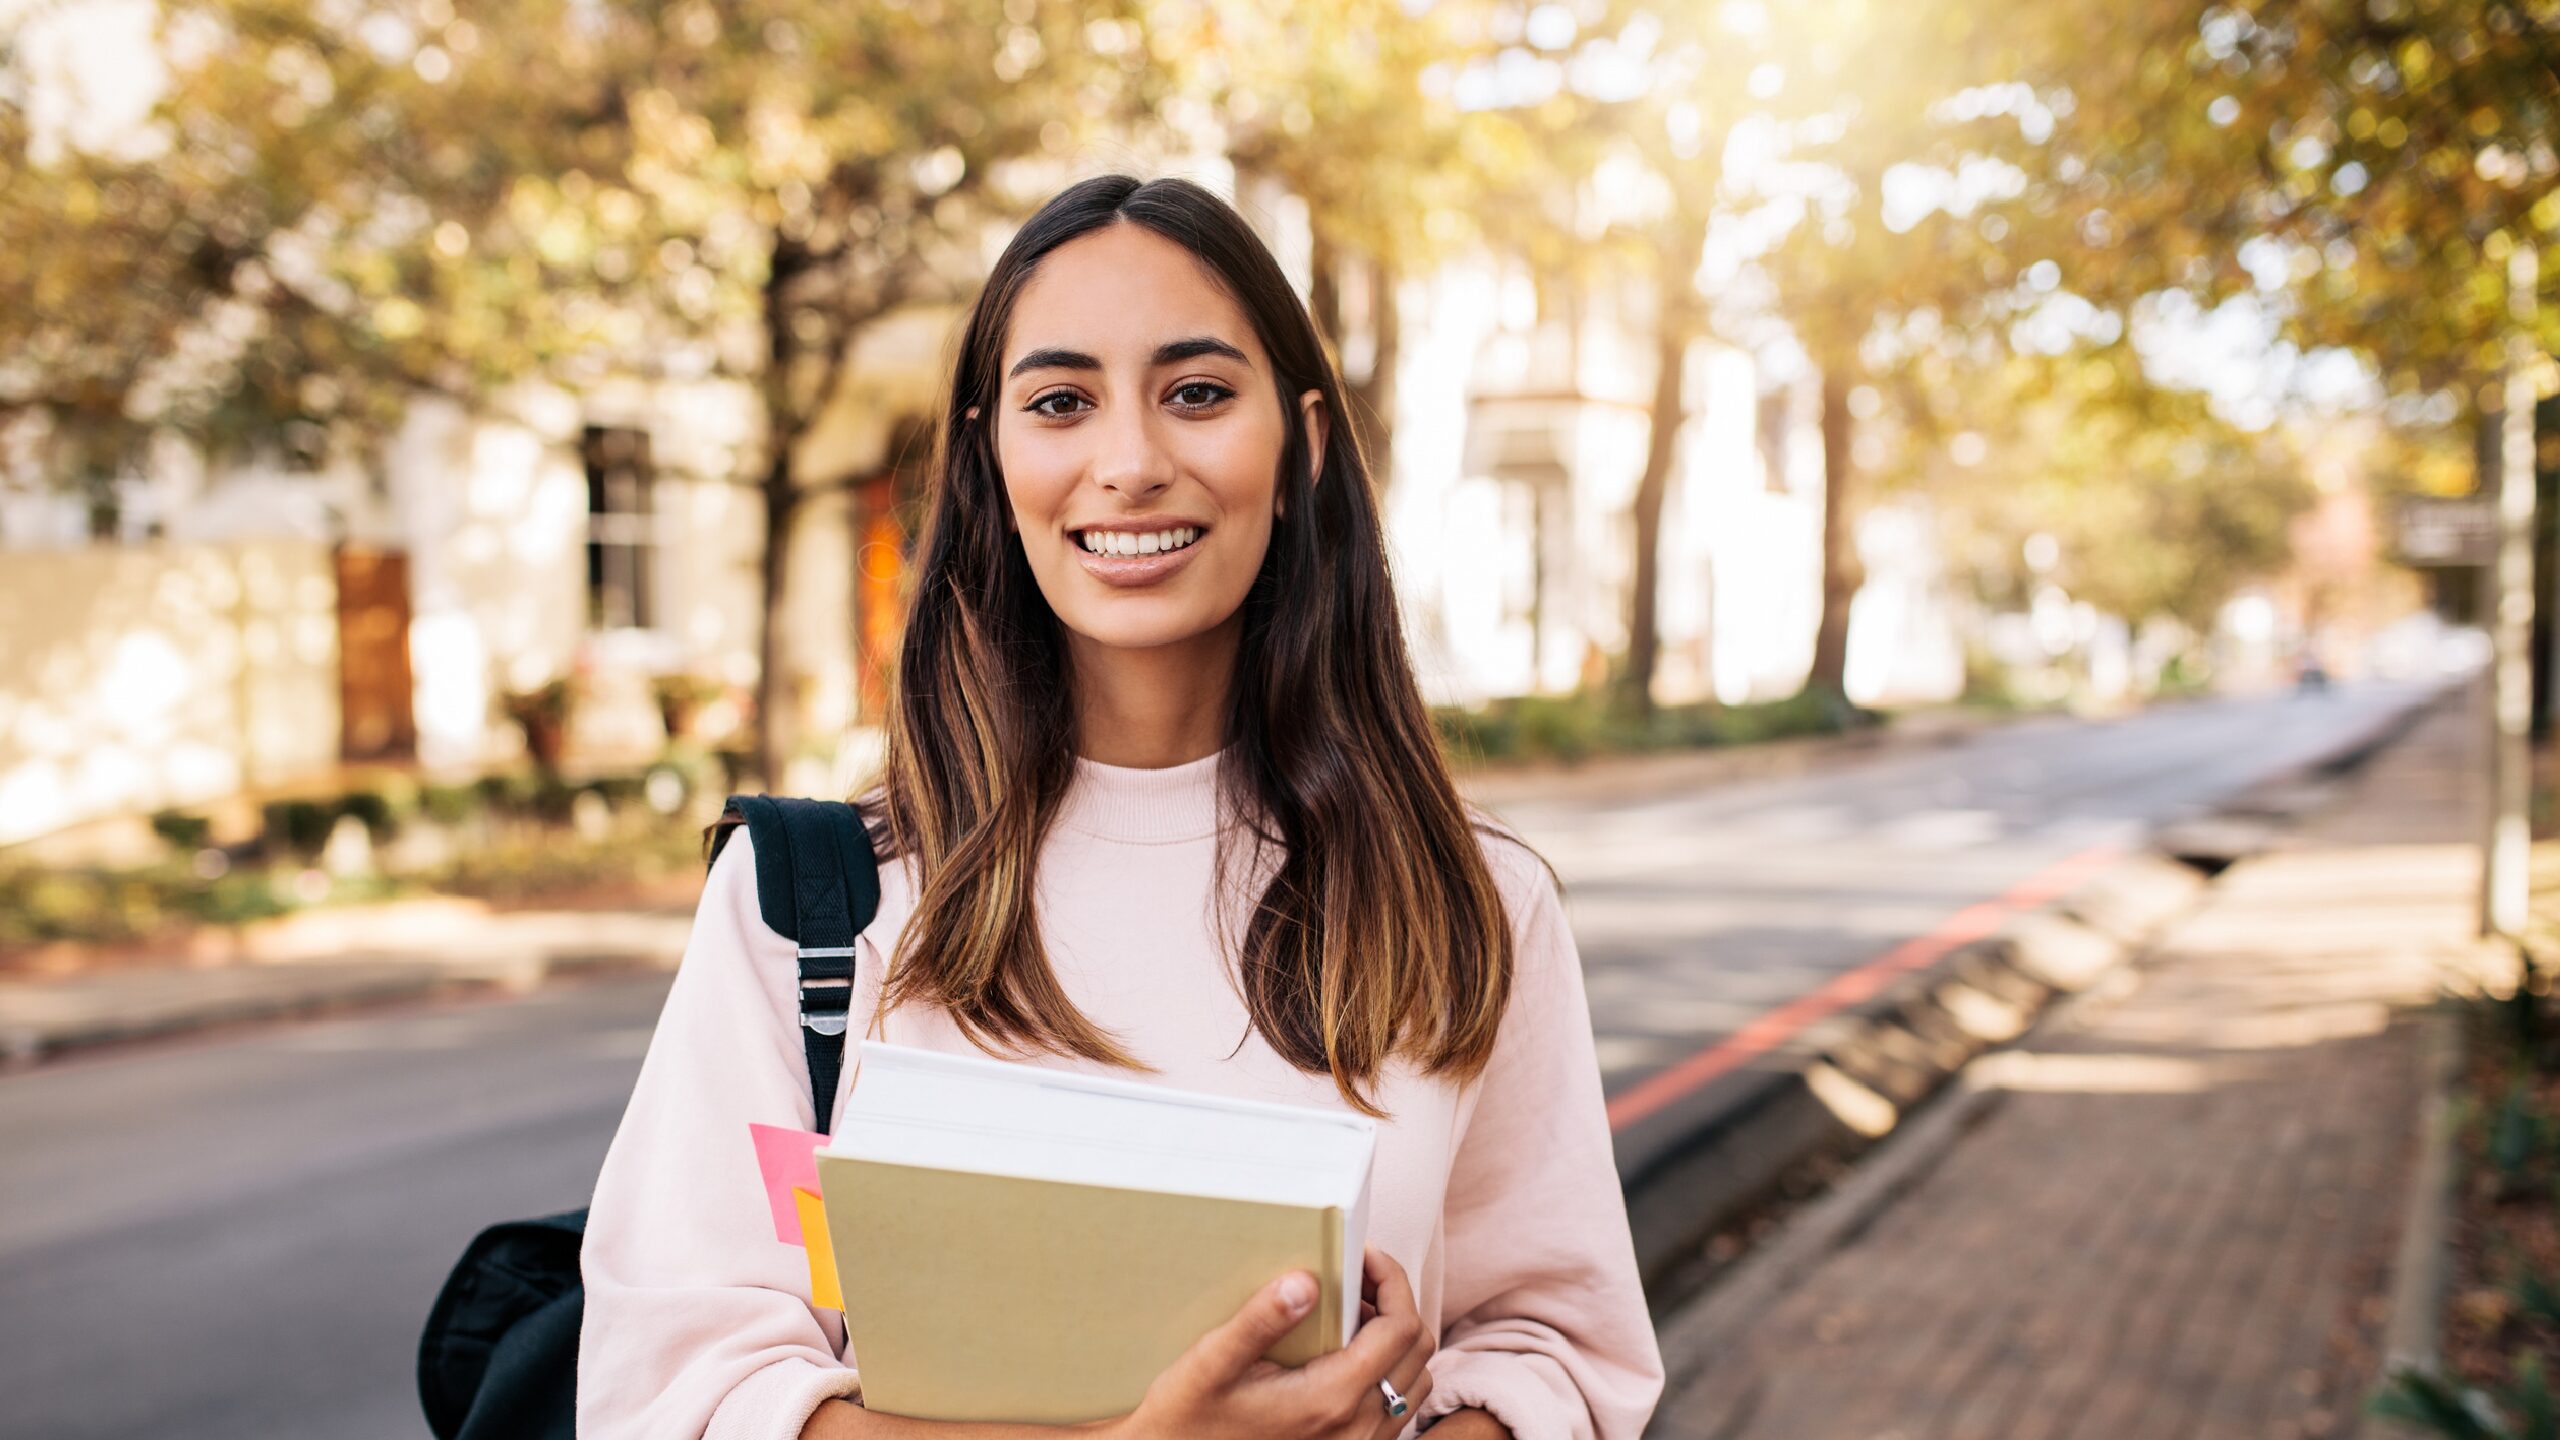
[709,795,882,1136]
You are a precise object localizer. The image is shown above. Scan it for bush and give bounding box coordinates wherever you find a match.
[148,810,212,854]
[419,782,478,825]
[0,765,713,953]
[0,860,298,947]
[1434,703,1523,762]
[2372,1356,2557,1439]
[466,769,582,824]
[1512,694,1602,763]
[2490,1079,2553,1200]
[589,773,647,809]
[199,870,293,927]
[336,788,398,842]
[261,799,338,860]
[1433,689,1872,767]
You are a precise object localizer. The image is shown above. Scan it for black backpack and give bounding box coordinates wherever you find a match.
[416,795,881,1440]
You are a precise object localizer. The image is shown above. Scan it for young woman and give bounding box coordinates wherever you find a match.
[578,174,1663,1440]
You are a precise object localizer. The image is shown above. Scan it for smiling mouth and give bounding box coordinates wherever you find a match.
[1074,526,1203,557]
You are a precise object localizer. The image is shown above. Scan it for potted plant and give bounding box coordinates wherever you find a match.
[499,677,578,773]
[650,673,724,744]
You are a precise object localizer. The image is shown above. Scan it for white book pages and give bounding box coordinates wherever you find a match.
[828,1042,1376,1212]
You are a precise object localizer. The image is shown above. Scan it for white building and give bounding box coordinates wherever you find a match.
[1380,252,1961,710]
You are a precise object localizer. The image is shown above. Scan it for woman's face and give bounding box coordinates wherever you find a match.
[987,221,1325,656]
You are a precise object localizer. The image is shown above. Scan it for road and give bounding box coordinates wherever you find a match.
[0,680,2438,1439]
[1502,679,2436,1178]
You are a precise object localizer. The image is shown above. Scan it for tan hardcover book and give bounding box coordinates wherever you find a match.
[812,1042,1377,1425]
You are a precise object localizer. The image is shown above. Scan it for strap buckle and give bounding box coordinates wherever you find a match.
[798,944,856,1037]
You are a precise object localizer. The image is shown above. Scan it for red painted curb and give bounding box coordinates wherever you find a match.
[1605,842,2129,1132]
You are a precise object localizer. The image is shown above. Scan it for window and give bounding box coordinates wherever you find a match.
[583,424,657,631]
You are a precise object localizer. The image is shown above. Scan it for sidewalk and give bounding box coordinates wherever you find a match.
[1648,688,2490,1440]
[0,902,693,1063]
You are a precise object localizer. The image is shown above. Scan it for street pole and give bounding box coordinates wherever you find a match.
[2485,241,2540,940]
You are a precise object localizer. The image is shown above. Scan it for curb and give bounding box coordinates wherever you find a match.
[2357,1001,2468,1440]
[0,960,453,1067]
[1621,853,2202,1293]
[0,921,690,1067]
[1643,952,2152,1438]
[1621,684,2458,1296]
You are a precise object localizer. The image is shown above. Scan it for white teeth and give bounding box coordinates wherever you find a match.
[1081,527,1200,556]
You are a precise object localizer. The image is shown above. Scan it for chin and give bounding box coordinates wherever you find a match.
[1063,611,1228,653]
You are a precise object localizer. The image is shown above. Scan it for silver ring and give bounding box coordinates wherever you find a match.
[1379,1377,1409,1419]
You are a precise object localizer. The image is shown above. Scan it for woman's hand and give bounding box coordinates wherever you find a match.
[1104,1246,1437,1440]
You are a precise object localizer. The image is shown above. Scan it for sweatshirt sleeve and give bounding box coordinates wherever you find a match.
[1413,841,1665,1440]
[578,831,864,1440]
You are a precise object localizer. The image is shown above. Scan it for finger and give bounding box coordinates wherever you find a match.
[1296,1287,1420,1397]
[1353,1344,1434,1440]
[1366,1247,1420,1330]
[1371,1361,1434,1440]
[1392,1313,1436,1379]
[1348,1247,1422,1370]
[1381,1301,1436,1414]
[1182,1269,1320,1385]
[1332,1249,1428,1396]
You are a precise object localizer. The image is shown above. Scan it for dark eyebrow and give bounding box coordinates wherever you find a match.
[1006,335,1252,380]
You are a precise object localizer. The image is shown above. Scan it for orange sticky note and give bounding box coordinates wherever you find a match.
[793,1186,842,1310]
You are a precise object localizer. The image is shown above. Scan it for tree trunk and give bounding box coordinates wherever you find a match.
[1348,254,1399,487]
[1805,360,1862,703]
[754,448,795,787]
[1621,312,1693,717]
[752,231,813,788]
[1309,228,1343,351]
[849,469,870,729]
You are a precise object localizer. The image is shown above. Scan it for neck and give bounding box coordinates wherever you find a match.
[1067,616,1240,768]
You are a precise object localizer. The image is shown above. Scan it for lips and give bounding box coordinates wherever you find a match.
[1068,523,1209,588]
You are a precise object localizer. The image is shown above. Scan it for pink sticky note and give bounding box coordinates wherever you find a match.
[748,1123,826,1245]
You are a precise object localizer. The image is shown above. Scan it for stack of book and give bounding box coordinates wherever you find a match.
[779,1042,1379,1424]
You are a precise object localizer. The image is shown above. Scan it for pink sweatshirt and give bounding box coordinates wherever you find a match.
[578,749,1664,1440]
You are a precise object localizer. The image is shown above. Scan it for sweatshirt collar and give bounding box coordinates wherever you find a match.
[1055,746,1229,845]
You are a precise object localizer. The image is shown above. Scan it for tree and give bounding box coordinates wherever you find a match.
[1621,210,1712,716]
[1921,347,2317,639]
[1196,0,1526,488]
[14,0,1160,780]
[1570,3,1780,716]
[1963,0,2556,483]
[1402,2,1768,714]
[1725,0,2053,704]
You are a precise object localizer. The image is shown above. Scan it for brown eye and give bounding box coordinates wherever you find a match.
[1026,391,1087,418]
[1171,382,1234,410]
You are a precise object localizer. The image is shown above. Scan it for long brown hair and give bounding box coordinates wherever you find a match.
[870,174,1514,1115]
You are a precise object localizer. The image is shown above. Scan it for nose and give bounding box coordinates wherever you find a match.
[1089,397,1175,502]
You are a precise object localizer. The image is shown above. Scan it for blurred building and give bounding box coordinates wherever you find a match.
[2,167,1967,845]
[1375,251,1960,711]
